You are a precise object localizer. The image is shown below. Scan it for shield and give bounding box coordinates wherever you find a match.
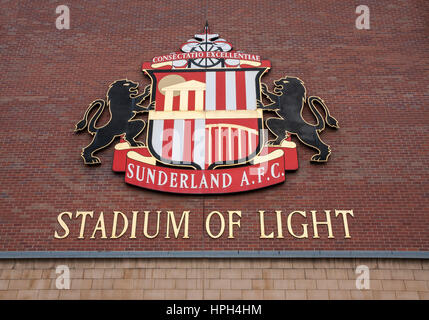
[146,68,266,170]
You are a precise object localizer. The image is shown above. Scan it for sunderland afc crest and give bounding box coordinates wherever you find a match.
[75,24,339,194]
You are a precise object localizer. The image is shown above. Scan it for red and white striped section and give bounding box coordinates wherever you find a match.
[205,70,259,111]
[154,70,260,112]
[150,119,260,169]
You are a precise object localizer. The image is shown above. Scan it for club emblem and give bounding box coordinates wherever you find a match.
[75,24,338,194]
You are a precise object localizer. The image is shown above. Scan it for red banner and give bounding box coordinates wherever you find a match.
[113,142,298,194]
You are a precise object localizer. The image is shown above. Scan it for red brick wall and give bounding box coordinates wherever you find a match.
[0,0,428,252]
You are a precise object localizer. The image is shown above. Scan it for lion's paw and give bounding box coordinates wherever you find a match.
[84,156,101,165]
[311,154,328,162]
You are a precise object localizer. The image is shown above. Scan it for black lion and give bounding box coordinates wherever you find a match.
[75,79,153,164]
[258,76,339,162]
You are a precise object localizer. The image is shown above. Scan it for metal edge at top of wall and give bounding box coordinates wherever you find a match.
[0,251,428,259]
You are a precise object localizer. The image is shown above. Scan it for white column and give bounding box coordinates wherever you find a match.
[195,89,204,111]
[179,89,188,111]
[164,90,174,111]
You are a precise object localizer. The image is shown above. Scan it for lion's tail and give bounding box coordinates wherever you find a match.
[74,99,105,134]
[307,96,340,131]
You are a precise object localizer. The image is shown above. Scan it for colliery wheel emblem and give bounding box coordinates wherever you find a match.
[75,24,339,194]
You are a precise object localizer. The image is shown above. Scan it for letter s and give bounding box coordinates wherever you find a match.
[54,211,72,239]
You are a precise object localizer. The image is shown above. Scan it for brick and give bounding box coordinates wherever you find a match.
[242,290,263,299]
[220,289,242,299]
[270,260,293,269]
[187,269,204,279]
[154,279,175,289]
[273,280,294,290]
[313,259,336,269]
[390,270,414,280]
[230,260,253,269]
[0,290,18,299]
[292,260,314,269]
[70,279,92,290]
[378,260,419,270]
[14,261,35,270]
[373,290,396,300]
[248,260,271,269]
[316,280,338,290]
[1,270,22,280]
[83,269,104,279]
[307,290,329,300]
[28,279,52,290]
[8,280,32,290]
[283,269,305,279]
[91,279,113,290]
[123,269,145,279]
[240,269,262,279]
[252,279,273,290]
[285,290,307,300]
[413,270,429,280]
[395,291,420,300]
[152,269,166,279]
[113,279,135,289]
[59,290,81,300]
[418,292,429,299]
[176,279,200,289]
[165,269,187,279]
[368,280,383,290]
[220,269,241,279]
[37,290,60,300]
[133,279,154,289]
[204,269,220,279]
[0,260,15,269]
[334,260,355,269]
[350,290,374,300]
[203,289,220,300]
[262,269,283,279]
[305,269,326,280]
[404,280,428,291]
[187,290,203,299]
[164,289,187,299]
[103,269,124,279]
[209,279,230,289]
[17,290,39,299]
[114,259,136,269]
[210,259,231,268]
[21,269,43,279]
[263,290,285,300]
[328,290,352,300]
[295,279,316,290]
[326,269,348,279]
[73,260,95,269]
[34,260,55,269]
[338,280,358,290]
[92,259,115,269]
[231,279,252,290]
[382,280,405,291]
[0,280,9,290]
[81,290,103,300]
[370,270,392,280]
[143,290,165,300]
[135,260,156,269]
